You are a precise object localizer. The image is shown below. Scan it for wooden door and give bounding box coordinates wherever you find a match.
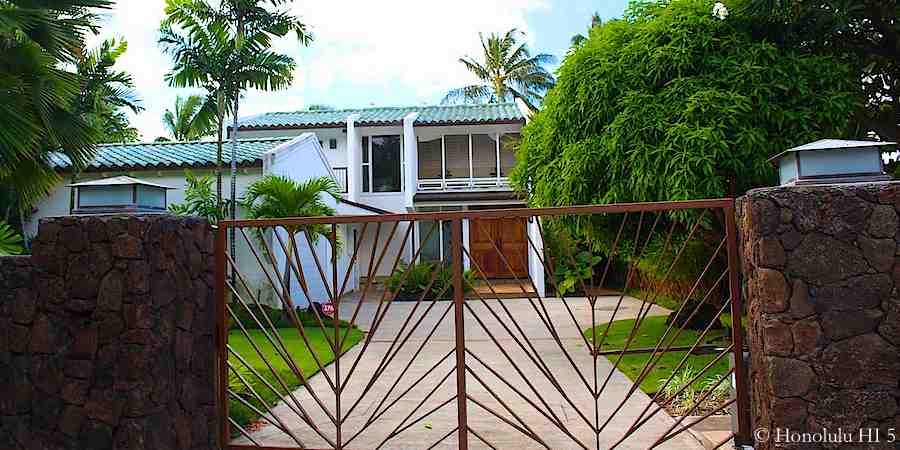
[468,217,528,279]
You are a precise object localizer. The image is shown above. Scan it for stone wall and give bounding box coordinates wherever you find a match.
[0,215,219,450]
[739,183,900,449]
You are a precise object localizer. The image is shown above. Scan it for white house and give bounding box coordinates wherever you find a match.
[27,102,546,305]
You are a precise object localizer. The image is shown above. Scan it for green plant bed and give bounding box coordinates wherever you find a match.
[228,303,354,330]
[228,326,364,430]
[584,315,730,394]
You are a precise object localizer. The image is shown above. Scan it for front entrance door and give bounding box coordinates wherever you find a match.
[468,217,528,278]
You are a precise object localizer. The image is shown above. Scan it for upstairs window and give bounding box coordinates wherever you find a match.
[361,135,402,193]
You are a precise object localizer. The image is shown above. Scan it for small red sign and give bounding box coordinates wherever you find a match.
[321,303,335,317]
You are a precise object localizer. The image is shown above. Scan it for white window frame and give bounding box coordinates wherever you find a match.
[361,134,404,193]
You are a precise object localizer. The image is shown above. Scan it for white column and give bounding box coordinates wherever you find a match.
[528,217,546,297]
[402,112,419,209]
[346,114,361,202]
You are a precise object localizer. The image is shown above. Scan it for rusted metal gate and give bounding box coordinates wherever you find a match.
[215,199,751,449]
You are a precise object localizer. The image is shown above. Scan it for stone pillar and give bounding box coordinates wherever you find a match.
[0,215,218,450]
[738,183,900,449]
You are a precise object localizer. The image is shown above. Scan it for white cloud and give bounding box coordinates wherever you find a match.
[289,0,549,97]
[92,0,549,140]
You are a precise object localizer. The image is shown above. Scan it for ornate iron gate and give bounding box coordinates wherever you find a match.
[215,199,750,449]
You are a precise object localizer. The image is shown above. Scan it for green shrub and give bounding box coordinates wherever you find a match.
[554,249,602,296]
[386,261,476,300]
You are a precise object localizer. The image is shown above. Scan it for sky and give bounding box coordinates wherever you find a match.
[89,0,631,141]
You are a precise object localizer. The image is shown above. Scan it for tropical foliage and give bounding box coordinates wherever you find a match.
[443,28,555,111]
[570,12,602,47]
[0,220,24,256]
[513,0,863,215]
[161,95,216,141]
[0,0,111,209]
[744,0,899,145]
[74,37,143,143]
[168,171,229,222]
[159,0,312,213]
[242,175,341,298]
[512,0,865,300]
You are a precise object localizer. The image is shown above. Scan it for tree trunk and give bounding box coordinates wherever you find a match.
[229,92,240,285]
[216,91,225,208]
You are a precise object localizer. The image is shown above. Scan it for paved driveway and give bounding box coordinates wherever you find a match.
[236,294,704,450]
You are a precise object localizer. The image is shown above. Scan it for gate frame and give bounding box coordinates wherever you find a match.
[215,198,751,449]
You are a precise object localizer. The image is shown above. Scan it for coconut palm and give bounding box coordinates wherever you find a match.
[242,175,341,300]
[162,95,216,141]
[0,0,110,210]
[443,28,555,112]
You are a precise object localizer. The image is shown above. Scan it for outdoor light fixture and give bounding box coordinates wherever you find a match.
[69,176,173,214]
[769,139,896,186]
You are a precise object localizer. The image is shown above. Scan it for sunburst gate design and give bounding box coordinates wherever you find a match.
[214,199,750,450]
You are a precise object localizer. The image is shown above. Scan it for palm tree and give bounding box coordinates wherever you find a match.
[570,12,602,47]
[74,38,143,144]
[443,28,555,112]
[0,0,110,212]
[242,175,341,301]
[160,0,236,206]
[216,0,312,230]
[162,95,216,141]
[69,36,144,212]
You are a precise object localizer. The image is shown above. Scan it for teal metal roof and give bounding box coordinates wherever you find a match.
[236,103,525,130]
[49,137,291,171]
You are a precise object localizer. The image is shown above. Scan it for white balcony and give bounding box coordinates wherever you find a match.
[416,177,511,192]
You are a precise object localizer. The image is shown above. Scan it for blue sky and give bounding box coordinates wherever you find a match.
[92,0,630,140]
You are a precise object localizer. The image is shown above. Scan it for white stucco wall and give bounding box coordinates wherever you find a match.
[263,134,358,307]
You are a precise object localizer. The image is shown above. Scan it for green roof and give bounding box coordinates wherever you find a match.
[236,103,525,130]
[49,137,291,171]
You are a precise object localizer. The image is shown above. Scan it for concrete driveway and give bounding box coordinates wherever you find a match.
[236,293,704,449]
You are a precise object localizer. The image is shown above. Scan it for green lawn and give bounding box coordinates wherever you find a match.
[228,326,364,429]
[584,315,730,393]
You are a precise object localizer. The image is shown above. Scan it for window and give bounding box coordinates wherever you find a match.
[418,138,442,179]
[472,134,497,178]
[500,133,521,177]
[333,167,348,193]
[329,138,337,149]
[361,136,370,192]
[417,207,460,264]
[361,135,402,193]
[444,135,469,179]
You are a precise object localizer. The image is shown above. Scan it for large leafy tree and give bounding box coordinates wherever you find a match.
[0,0,110,212]
[242,175,340,300]
[511,0,865,291]
[745,0,899,146]
[161,95,216,141]
[514,0,864,211]
[443,29,556,112]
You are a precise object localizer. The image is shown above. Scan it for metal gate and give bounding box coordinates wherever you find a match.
[215,199,750,449]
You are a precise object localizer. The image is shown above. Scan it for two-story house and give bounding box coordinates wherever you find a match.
[231,102,533,282]
[26,102,545,305]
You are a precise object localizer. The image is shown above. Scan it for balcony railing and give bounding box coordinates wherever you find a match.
[416,177,511,192]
